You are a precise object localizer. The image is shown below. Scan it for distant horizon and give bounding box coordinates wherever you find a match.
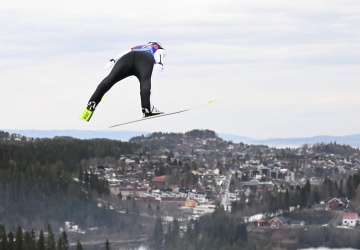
[2,128,360,148]
[3,127,360,139]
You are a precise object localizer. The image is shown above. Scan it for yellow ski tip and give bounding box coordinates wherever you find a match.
[79,109,93,122]
[208,99,216,104]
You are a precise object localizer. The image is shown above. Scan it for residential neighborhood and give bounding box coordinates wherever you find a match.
[80,130,360,230]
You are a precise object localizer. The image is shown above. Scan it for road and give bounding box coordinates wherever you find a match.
[331,210,344,227]
[220,173,232,210]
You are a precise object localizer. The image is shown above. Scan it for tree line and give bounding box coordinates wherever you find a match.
[0,224,117,250]
[0,224,73,250]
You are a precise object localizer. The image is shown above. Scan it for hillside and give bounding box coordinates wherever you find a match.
[0,134,143,231]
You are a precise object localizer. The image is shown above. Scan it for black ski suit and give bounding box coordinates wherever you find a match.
[89,50,155,112]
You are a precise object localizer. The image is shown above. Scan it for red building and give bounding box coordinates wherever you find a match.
[327,197,349,210]
[268,216,288,228]
[254,219,267,227]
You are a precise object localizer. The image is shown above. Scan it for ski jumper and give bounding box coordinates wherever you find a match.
[89,44,166,113]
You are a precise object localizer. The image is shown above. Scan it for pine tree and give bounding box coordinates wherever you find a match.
[21,229,36,250]
[30,230,37,250]
[346,175,356,199]
[156,204,160,215]
[0,225,7,250]
[312,185,321,204]
[84,170,89,186]
[164,223,172,249]
[76,240,83,250]
[37,230,46,250]
[78,165,84,182]
[353,173,360,190]
[304,180,311,200]
[147,202,153,216]
[105,239,110,250]
[15,225,23,250]
[46,224,56,250]
[234,223,248,242]
[57,231,69,250]
[339,179,344,197]
[283,190,290,210]
[151,217,164,250]
[8,231,14,250]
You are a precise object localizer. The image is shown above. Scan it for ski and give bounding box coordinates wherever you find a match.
[109,100,216,128]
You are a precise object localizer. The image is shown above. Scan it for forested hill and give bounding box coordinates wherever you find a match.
[130,129,219,149]
[0,132,144,230]
[0,137,141,168]
[311,142,359,157]
[0,131,10,139]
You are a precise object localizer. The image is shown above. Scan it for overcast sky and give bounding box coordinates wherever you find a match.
[1,0,360,139]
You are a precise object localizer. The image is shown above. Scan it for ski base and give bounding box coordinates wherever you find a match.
[109,99,215,128]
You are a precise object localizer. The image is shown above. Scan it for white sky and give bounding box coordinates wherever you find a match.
[1,0,360,139]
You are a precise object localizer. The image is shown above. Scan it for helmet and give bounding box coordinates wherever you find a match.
[148,41,164,49]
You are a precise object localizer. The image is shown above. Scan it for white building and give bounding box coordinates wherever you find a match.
[342,213,358,227]
[193,204,216,216]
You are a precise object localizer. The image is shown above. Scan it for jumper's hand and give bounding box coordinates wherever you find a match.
[104,59,116,69]
[154,63,164,72]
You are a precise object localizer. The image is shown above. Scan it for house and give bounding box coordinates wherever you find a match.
[115,184,148,197]
[150,181,166,189]
[268,216,288,228]
[193,204,216,216]
[150,176,166,189]
[326,197,349,210]
[185,200,199,208]
[343,212,358,227]
[161,197,187,204]
[188,192,207,203]
[153,176,166,182]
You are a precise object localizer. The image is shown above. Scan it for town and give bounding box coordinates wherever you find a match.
[81,130,360,232]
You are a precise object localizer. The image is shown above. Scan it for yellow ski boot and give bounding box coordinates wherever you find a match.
[80,101,96,121]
